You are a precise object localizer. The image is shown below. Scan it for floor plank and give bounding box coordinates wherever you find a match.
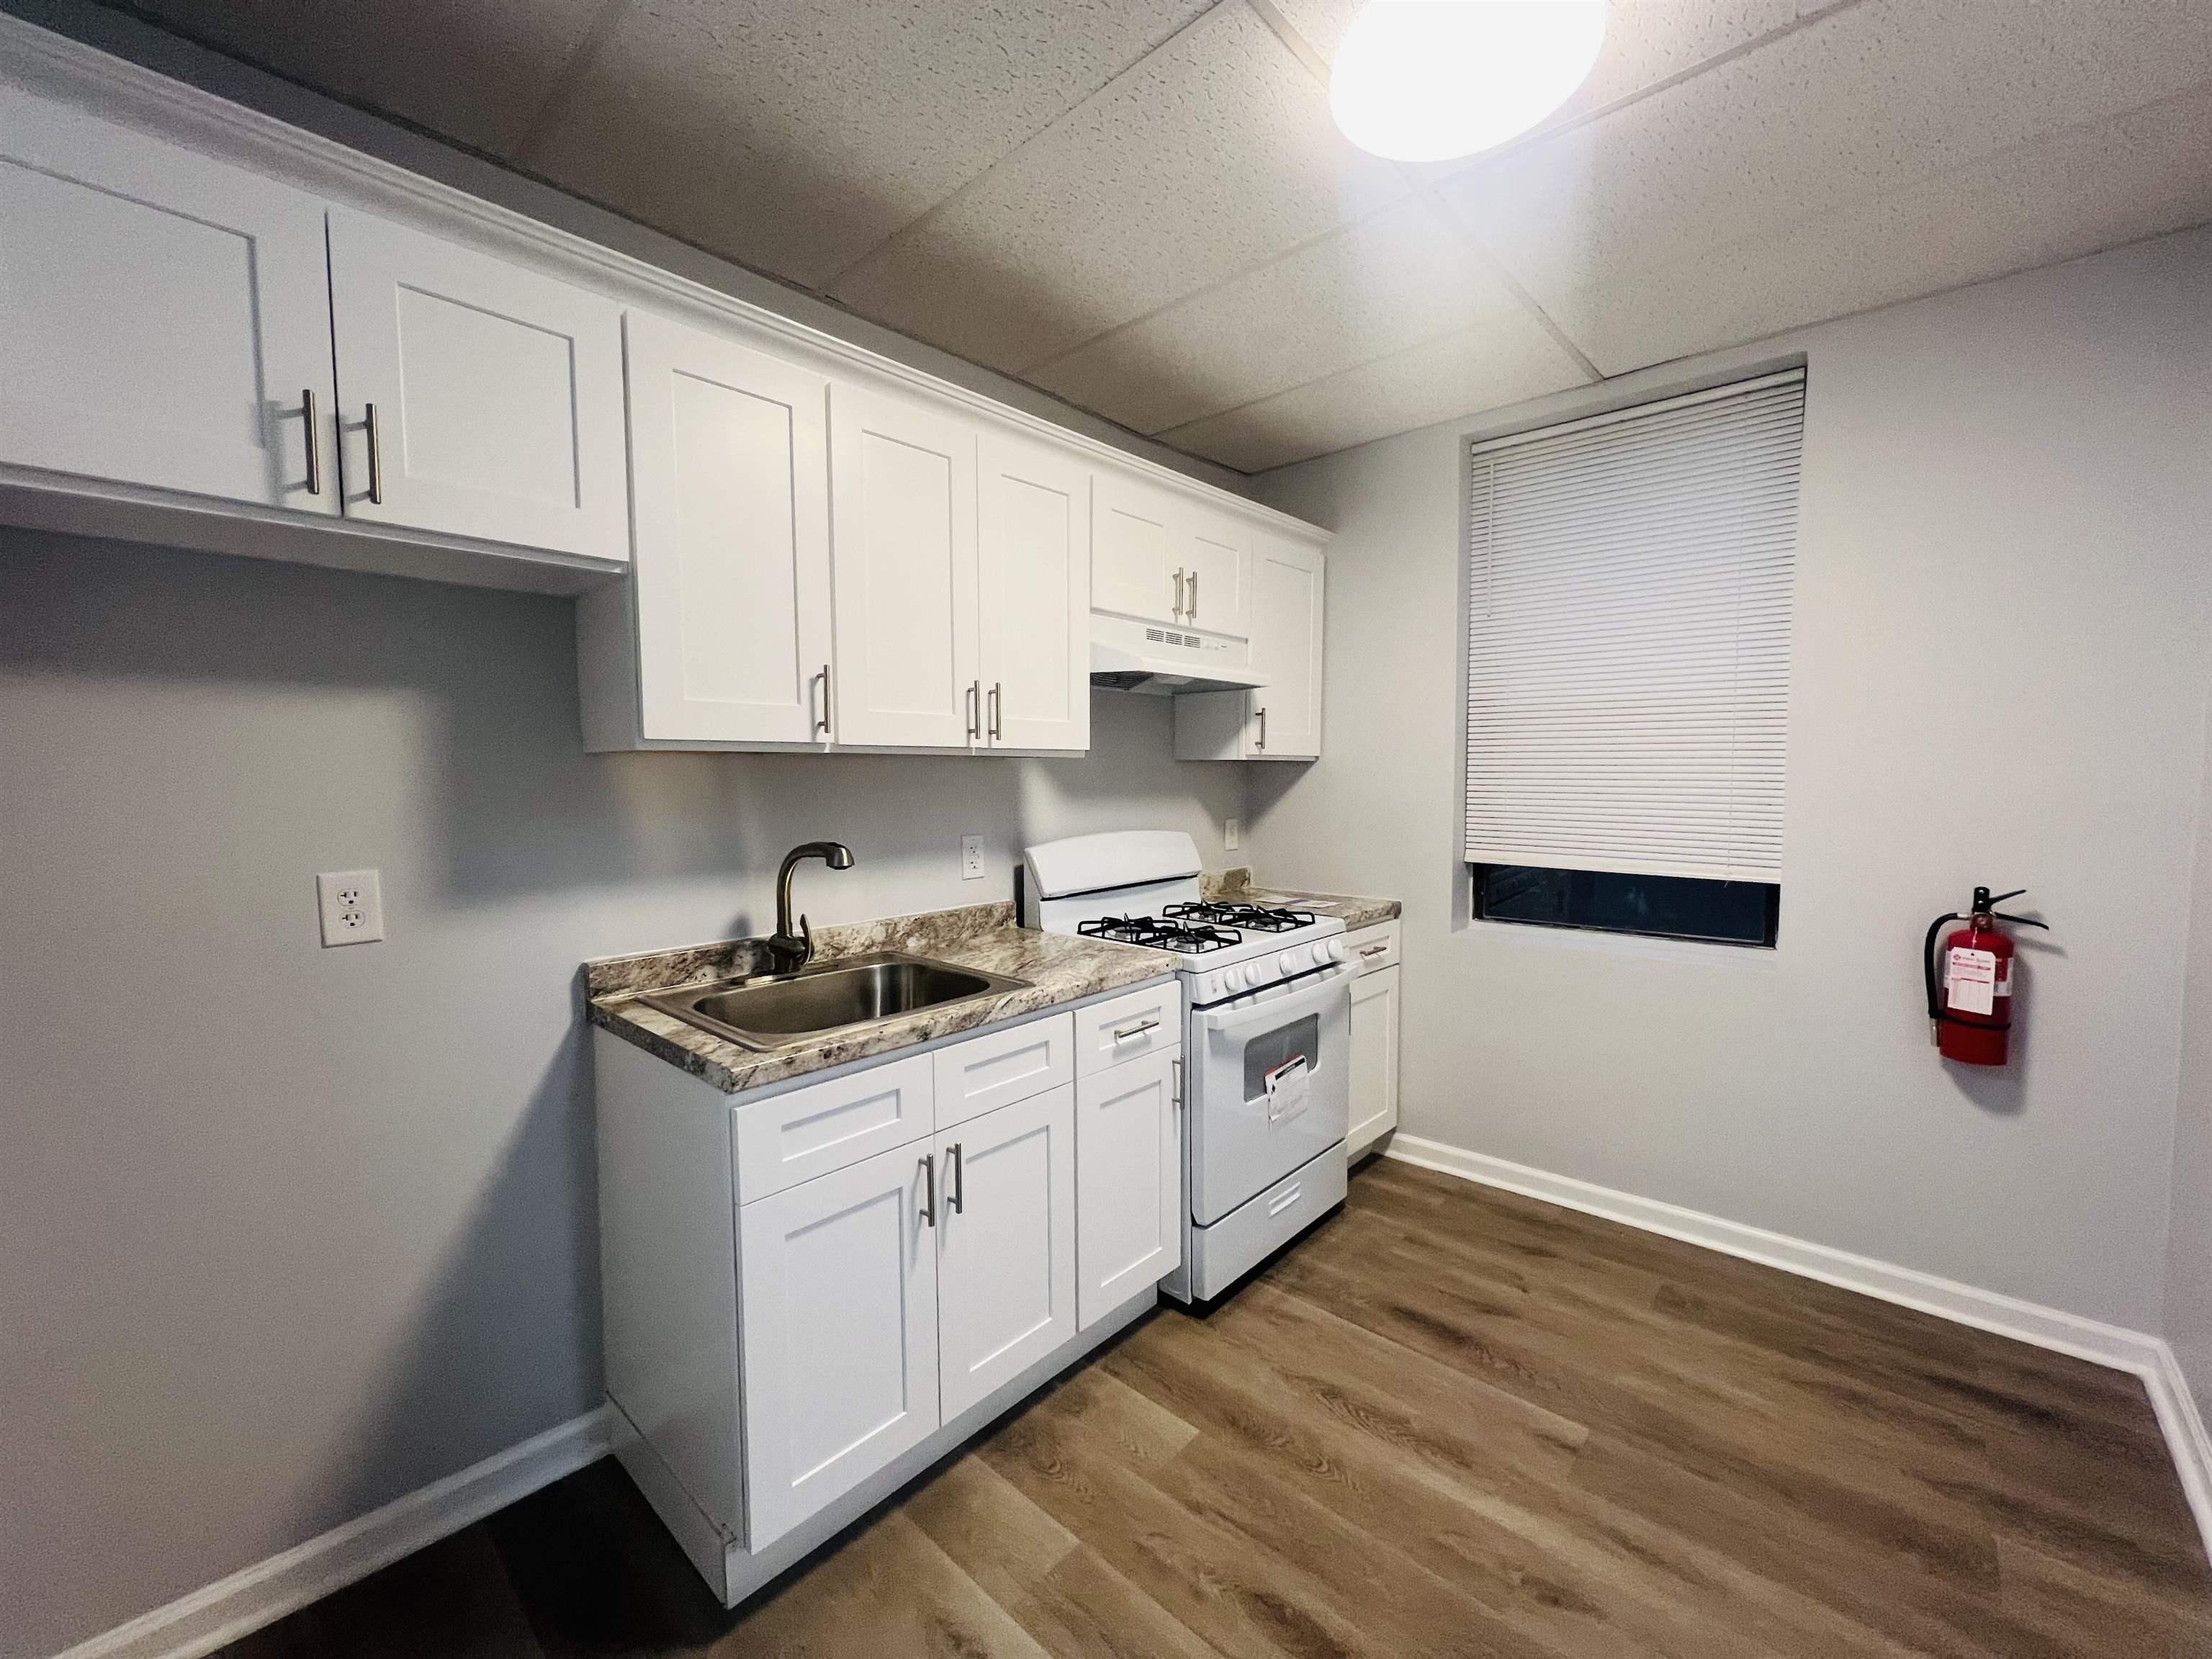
[207,1159,2210,1659]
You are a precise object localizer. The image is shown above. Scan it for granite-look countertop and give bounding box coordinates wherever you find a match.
[585,902,1175,1096]
[1208,868,1402,932]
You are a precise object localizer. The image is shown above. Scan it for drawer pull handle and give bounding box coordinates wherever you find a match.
[1111,1017,1161,1042]
[1359,943,1390,957]
[1267,1182,1303,1217]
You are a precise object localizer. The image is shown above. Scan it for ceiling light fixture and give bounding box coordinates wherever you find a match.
[1328,0,1606,163]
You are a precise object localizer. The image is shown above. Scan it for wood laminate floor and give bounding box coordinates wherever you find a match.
[222,1159,2212,1658]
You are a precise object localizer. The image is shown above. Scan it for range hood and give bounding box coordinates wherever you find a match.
[1090,613,1268,696]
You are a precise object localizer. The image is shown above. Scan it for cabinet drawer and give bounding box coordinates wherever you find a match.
[1344,920,1401,976]
[933,1013,1073,1130]
[732,1053,934,1204]
[1074,981,1182,1076]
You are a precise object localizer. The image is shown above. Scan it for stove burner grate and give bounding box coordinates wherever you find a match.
[1078,914,1241,953]
[1164,900,1318,933]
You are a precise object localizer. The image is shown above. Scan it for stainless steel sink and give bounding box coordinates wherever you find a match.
[637,952,1030,1052]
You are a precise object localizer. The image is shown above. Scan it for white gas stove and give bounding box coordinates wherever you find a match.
[1020,830,1352,1303]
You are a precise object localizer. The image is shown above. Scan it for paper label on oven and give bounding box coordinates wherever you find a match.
[1265,1055,1310,1122]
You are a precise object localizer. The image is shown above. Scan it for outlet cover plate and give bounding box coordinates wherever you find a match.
[961,835,986,881]
[318,869,385,946]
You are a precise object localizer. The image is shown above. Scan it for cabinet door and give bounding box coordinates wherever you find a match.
[935,1085,1077,1419]
[737,1139,940,1547]
[827,384,979,748]
[325,207,626,559]
[1173,503,1249,637]
[1090,472,1176,625]
[979,435,1089,752]
[1347,965,1401,1158]
[1248,535,1324,759]
[0,86,336,513]
[1074,1048,1182,1330]
[624,311,832,745]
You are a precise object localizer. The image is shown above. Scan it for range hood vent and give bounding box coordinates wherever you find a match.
[1090,615,1267,696]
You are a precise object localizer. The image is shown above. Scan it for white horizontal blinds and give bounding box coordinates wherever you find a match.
[1465,370,1804,882]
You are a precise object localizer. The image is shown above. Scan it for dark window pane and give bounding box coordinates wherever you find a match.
[1473,864,1778,947]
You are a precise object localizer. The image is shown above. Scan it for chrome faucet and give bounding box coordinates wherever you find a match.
[767,841,854,973]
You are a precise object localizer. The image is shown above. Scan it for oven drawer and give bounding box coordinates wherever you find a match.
[1344,920,1400,975]
[1184,1141,1348,1301]
[1074,980,1182,1076]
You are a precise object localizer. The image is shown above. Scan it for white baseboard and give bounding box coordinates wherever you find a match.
[1384,1133,2212,1565]
[53,1406,613,1659]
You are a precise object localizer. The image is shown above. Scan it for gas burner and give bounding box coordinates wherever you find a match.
[1164,900,1318,933]
[1078,914,1241,953]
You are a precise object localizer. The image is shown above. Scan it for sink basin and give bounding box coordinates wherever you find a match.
[638,952,1030,1052]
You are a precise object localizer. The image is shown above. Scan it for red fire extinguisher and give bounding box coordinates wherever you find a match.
[1922,886,2049,1066]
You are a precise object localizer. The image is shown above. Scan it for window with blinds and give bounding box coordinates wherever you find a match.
[1465,369,1804,929]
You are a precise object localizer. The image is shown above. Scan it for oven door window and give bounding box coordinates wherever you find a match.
[1243,1012,1321,1101]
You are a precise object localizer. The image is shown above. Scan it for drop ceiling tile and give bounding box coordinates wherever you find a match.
[827,0,1411,373]
[1027,198,1527,434]
[523,0,1213,289]
[135,0,610,156]
[1550,84,2212,374]
[1442,0,2212,373]
[1157,310,1588,472]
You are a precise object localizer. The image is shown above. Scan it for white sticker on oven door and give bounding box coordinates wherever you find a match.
[1946,947,1997,1017]
[1264,1055,1310,1122]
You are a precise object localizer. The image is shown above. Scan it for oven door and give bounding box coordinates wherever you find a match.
[1187,963,1353,1226]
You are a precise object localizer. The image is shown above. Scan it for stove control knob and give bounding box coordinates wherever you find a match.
[1277,949,1300,976]
[1324,938,1346,963]
[1220,966,1243,992]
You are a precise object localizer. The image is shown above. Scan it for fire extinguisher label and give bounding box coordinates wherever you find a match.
[1946,947,1997,1016]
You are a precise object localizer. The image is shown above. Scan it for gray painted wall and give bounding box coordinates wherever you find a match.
[2170,685,2212,1421]
[1249,226,2212,1336]
[0,530,1244,1656]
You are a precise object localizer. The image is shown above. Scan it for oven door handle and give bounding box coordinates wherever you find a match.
[1193,961,1353,1035]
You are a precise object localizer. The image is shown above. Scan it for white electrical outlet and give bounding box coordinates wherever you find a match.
[1224,818,1241,851]
[961,835,986,881]
[317,869,385,946]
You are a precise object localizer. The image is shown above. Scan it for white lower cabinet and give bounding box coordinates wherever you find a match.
[634,994,1182,1575]
[1074,1045,1182,1329]
[1345,922,1402,1159]
[935,1084,1078,1419]
[737,1136,940,1548]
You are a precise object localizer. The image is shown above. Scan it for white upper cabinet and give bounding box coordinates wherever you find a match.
[620,310,832,746]
[933,1084,1079,1420]
[1174,534,1325,761]
[978,435,1089,752]
[1090,472,1177,626]
[828,384,979,750]
[1248,534,1324,758]
[1173,503,1250,638]
[0,86,336,513]
[325,207,627,560]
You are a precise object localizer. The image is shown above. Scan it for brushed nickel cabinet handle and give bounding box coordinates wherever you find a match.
[1187,569,1198,618]
[966,680,981,740]
[364,401,384,505]
[1359,943,1390,958]
[811,665,830,735]
[1172,1057,1183,1115]
[1255,706,1267,751]
[1112,1016,1160,1042]
[920,1153,937,1227]
[947,1143,963,1215]
[988,683,1002,742]
[822,663,834,736]
[1173,568,1185,619]
[301,387,322,495]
